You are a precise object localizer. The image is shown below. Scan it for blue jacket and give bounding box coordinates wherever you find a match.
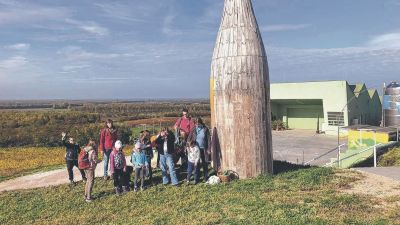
[131,151,148,168]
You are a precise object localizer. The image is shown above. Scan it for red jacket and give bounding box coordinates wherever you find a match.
[99,128,117,151]
[175,117,195,135]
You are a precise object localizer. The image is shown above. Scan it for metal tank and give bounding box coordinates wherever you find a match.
[383,82,400,127]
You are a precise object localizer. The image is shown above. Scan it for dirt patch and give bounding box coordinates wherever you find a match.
[343,169,400,198]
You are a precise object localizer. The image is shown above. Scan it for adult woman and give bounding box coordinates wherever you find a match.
[188,118,211,182]
[99,119,118,180]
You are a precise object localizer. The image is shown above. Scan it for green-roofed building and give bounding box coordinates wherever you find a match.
[271,81,382,135]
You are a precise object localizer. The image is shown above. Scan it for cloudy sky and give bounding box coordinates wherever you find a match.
[0,0,400,99]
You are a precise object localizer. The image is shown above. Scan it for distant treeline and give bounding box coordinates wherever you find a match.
[0,102,83,110]
[72,101,210,121]
[0,101,211,147]
[0,111,131,147]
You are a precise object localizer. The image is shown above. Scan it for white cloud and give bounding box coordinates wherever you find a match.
[58,46,123,61]
[0,56,28,69]
[367,32,400,48]
[0,1,70,26]
[60,64,91,74]
[65,19,109,36]
[162,14,182,36]
[261,24,311,32]
[4,43,30,51]
[93,2,147,23]
[267,45,400,86]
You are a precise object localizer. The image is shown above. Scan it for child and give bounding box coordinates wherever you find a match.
[131,142,149,192]
[141,130,154,184]
[81,140,98,202]
[110,140,127,196]
[61,132,86,185]
[186,141,200,184]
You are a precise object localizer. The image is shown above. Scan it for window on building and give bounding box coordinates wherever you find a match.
[327,112,345,126]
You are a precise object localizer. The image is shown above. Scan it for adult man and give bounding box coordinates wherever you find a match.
[156,128,178,186]
[174,108,195,166]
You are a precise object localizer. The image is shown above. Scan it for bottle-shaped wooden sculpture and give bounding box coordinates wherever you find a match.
[210,0,273,178]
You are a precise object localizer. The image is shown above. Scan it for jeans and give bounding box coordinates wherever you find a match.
[134,167,145,189]
[187,161,200,182]
[159,153,178,185]
[66,160,86,181]
[84,169,95,199]
[199,148,209,181]
[113,169,123,188]
[103,149,112,177]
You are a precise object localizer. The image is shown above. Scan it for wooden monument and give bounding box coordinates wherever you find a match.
[210,0,273,178]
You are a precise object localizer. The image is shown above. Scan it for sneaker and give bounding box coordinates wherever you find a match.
[85,198,93,203]
[134,187,138,192]
[115,187,121,196]
[122,186,130,193]
[69,180,75,185]
[140,186,145,191]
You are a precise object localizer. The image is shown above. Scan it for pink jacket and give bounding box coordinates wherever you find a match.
[110,148,126,174]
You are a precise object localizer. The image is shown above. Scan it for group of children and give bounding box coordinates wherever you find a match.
[63,110,211,203]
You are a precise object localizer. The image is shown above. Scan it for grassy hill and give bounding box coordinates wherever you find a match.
[0,166,397,225]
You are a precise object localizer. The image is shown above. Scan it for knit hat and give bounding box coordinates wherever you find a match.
[115,140,122,150]
[134,142,142,150]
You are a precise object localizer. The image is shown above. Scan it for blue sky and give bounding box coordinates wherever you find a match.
[0,0,400,99]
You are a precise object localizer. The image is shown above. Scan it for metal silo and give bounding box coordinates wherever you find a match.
[383,82,400,127]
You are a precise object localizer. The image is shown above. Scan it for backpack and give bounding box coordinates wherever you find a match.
[114,151,124,169]
[78,150,90,170]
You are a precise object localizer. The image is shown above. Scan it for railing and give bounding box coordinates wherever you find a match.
[303,144,346,166]
[324,143,383,168]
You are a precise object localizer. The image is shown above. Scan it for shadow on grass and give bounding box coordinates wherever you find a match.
[273,160,312,175]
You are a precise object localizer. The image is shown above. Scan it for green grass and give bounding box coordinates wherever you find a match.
[378,147,400,167]
[0,147,66,182]
[0,167,397,225]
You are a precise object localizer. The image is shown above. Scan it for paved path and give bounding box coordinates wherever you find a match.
[273,130,342,166]
[353,167,400,181]
[0,157,136,192]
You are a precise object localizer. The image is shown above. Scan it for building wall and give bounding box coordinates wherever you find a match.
[271,81,382,135]
[271,81,349,135]
[347,85,382,127]
[369,91,383,126]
